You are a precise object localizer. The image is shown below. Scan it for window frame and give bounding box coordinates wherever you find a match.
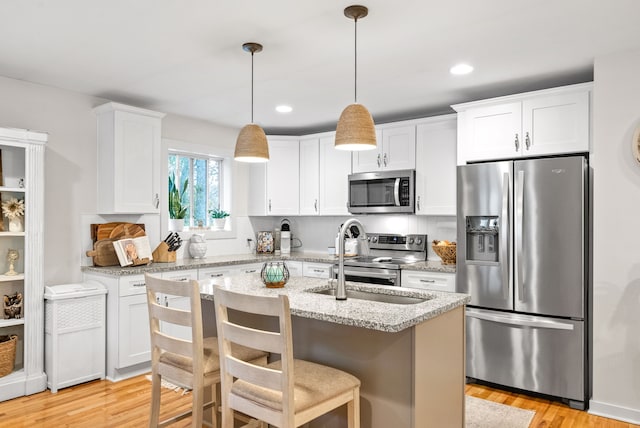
[162,138,236,241]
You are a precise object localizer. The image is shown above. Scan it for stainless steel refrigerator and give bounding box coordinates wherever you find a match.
[456,155,590,410]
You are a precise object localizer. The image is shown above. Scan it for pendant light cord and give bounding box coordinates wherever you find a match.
[251,51,255,123]
[354,18,358,104]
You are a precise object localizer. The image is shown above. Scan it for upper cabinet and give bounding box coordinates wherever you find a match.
[318,135,351,215]
[248,138,300,216]
[352,124,416,173]
[453,83,591,164]
[415,116,457,216]
[94,102,165,214]
[298,133,351,216]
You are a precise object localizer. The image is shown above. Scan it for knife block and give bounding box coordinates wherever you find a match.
[152,242,176,263]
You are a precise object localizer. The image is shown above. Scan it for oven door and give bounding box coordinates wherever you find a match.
[332,265,400,287]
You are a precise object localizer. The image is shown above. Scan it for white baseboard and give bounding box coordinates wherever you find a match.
[589,400,640,424]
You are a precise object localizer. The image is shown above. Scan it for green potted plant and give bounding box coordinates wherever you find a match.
[169,174,188,231]
[209,208,230,230]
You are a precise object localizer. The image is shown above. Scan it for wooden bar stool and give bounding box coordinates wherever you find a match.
[145,274,267,427]
[213,286,361,428]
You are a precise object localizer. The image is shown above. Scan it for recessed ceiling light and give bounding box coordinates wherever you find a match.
[450,63,474,75]
[276,105,293,113]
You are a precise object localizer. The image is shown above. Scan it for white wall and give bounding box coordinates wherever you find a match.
[590,48,640,423]
[0,75,250,285]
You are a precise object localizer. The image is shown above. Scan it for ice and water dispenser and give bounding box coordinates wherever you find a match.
[465,216,499,262]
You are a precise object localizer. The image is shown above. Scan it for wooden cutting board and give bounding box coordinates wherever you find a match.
[86,239,120,267]
[109,223,146,240]
[91,222,146,242]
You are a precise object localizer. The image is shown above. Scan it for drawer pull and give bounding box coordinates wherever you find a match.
[419,279,436,283]
[245,269,257,274]
[132,282,146,287]
[209,273,224,278]
[170,277,189,282]
[313,269,325,273]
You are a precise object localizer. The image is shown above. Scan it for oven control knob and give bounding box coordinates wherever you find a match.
[415,238,423,245]
[371,236,378,243]
[408,238,415,244]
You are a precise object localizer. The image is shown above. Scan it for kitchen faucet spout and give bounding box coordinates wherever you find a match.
[336,219,367,300]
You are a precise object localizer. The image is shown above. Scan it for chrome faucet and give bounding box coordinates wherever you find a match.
[336,218,367,300]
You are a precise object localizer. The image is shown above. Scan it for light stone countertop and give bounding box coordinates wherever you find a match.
[199,275,469,333]
[81,251,455,276]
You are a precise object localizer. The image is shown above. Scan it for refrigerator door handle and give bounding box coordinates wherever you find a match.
[466,308,575,331]
[501,172,510,299]
[516,169,525,302]
[394,178,401,206]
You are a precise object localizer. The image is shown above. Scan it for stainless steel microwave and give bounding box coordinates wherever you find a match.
[347,169,415,214]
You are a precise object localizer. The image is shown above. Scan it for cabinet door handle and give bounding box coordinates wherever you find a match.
[314,199,318,212]
[164,296,169,307]
[417,195,421,211]
[514,134,520,151]
[268,199,272,212]
[154,193,159,209]
[525,132,531,150]
[383,153,388,167]
[420,279,436,283]
[377,153,381,167]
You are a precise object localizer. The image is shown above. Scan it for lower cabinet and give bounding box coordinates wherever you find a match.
[303,262,332,279]
[401,270,455,293]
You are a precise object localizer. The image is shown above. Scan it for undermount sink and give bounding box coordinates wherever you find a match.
[311,288,428,305]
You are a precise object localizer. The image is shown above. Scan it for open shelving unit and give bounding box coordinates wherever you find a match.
[0,127,46,401]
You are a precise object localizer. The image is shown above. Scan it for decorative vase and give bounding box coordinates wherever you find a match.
[168,218,184,232]
[213,218,227,230]
[188,234,207,259]
[8,218,23,233]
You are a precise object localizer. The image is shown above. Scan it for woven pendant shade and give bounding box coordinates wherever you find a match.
[234,123,269,162]
[335,103,377,151]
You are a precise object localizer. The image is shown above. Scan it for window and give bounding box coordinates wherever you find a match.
[168,152,224,229]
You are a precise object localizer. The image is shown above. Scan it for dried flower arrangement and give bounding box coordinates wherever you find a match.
[1,198,25,220]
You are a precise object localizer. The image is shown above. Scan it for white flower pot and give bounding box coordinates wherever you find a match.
[213,218,227,229]
[168,218,184,232]
[8,217,23,232]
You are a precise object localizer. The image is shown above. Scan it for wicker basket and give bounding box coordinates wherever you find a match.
[0,334,17,377]
[432,241,457,265]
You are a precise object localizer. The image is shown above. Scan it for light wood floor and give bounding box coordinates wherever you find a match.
[0,375,637,427]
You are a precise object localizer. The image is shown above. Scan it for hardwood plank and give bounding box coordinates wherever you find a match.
[0,375,637,427]
[465,383,640,428]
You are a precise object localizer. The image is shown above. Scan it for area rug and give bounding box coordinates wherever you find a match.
[145,374,191,395]
[466,396,535,428]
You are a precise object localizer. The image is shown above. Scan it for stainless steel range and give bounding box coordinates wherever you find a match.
[332,233,427,286]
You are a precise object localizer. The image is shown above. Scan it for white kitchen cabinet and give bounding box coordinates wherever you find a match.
[401,270,455,293]
[0,128,47,401]
[284,261,303,277]
[298,134,351,216]
[198,266,233,280]
[319,135,352,215]
[232,263,263,275]
[299,138,320,215]
[94,102,165,214]
[352,124,416,173]
[454,83,591,164]
[415,116,457,216]
[248,138,300,216]
[82,272,151,381]
[303,262,333,279]
[159,270,198,341]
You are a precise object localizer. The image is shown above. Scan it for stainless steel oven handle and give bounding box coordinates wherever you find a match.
[466,308,574,330]
[394,178,400,206]
[334,267,398,281]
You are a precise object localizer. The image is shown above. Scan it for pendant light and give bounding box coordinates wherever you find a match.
[335,5,377,151]
[234,42,270,162]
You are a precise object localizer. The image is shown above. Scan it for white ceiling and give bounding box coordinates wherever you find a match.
[1,1,640,135]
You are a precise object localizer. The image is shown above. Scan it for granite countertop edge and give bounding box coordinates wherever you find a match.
[81,252,456,276]
[199,277,469,333]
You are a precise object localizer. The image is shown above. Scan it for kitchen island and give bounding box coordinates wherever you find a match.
[199,275,469,428]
